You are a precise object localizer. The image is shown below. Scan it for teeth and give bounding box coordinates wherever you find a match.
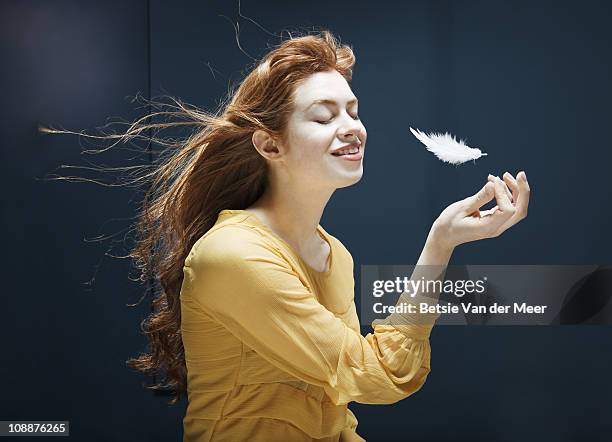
[334,146,359,155]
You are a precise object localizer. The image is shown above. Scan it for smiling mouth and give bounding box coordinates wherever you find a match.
[331,144,361,156]
[330,145,363,162]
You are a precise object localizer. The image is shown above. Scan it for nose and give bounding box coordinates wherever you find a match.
[339,115,364,144]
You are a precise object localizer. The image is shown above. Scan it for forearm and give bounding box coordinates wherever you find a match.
[374,227,455,328]
[416,227,455,267]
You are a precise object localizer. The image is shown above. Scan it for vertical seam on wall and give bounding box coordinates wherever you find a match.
[145,0,156,388]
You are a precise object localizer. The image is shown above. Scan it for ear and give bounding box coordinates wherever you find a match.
[252,130,283,160]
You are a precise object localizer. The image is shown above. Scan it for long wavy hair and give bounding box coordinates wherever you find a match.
[39,29,356,405]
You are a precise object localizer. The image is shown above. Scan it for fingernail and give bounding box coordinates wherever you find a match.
[520,171,528,181]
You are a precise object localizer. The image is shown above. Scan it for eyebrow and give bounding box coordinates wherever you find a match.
[306,98,358,110]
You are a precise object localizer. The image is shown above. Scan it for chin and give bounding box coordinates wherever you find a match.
[334,169,363,189]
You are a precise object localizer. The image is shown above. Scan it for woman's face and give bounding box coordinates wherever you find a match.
[277,69,367,189]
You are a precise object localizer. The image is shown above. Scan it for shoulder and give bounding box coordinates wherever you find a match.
[185,222,283,269]
[181,221,305,310]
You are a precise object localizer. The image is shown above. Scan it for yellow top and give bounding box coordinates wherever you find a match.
[180,209,435,442]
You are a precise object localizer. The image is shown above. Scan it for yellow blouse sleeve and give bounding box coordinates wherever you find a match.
[182,225,435,406]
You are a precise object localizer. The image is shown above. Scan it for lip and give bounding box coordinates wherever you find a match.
[331,142,361,154]
[330,142,363,161]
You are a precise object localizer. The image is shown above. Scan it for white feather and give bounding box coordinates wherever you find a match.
[409,127,487,165]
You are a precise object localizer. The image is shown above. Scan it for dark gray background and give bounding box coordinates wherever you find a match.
[2,0,611,441]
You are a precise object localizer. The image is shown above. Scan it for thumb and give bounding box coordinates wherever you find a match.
[462,181,495,214]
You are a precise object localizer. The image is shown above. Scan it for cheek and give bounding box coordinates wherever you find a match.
[289,126,332,162]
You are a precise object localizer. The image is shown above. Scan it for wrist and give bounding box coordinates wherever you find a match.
[426,224,456,256]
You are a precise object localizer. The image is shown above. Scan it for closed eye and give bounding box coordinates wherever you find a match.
[315,114,359,124]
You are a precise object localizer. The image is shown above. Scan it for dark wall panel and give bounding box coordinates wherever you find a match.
[2,0,611,441]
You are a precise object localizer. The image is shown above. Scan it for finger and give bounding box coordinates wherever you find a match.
[479,206,499,217]
[463,181,495,214]
[514,171,530,217]
[467,180,513,237]
[503,181,513,202]
[477,173,527,237]
[488,174,513,202]
[502,171,518,190]
[493,176,514,214]
[503,171,520,201]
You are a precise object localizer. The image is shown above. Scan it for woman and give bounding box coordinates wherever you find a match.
[42,29,529,442]
[176,31,529,441]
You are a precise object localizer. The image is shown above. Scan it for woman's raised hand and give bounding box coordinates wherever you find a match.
[430,171,530,250]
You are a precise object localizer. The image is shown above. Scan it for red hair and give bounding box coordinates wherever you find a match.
[40,29,356,404]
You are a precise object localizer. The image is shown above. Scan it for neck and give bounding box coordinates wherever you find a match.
[246,178,333,250]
